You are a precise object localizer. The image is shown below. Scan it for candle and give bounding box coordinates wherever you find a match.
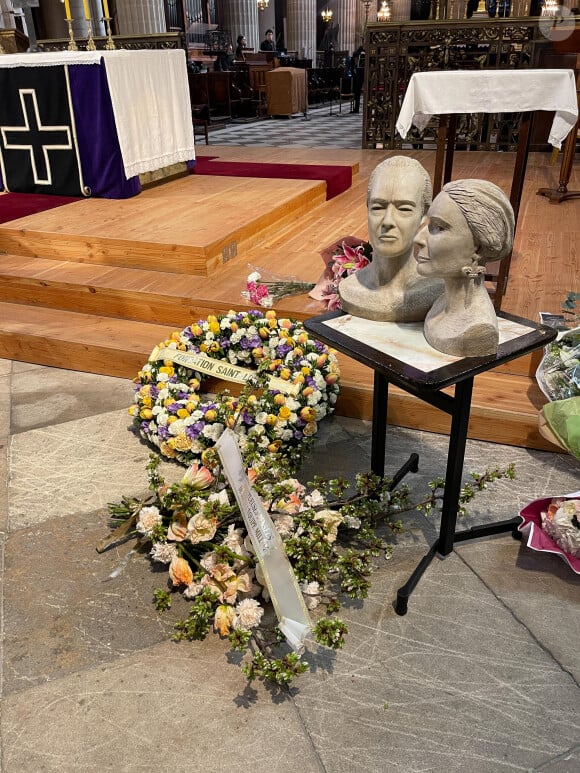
[83,0,91,20]
[102,0,109,18]
[63,0,71,20]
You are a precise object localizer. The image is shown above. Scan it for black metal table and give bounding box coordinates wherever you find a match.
[305,310,557,615]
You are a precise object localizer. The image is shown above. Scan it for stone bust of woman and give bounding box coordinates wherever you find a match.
[413,179,515,358]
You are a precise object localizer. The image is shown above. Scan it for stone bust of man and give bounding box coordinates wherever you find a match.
[339,156,443,322]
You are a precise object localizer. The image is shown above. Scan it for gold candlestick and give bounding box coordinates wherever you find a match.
[103,16,115,50]
[66,18,78,51]
[85,20,97,51]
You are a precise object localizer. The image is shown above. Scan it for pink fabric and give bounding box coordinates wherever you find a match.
[518,496,580,574]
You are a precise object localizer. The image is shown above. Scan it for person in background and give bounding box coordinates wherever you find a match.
[235,35,247,61]
[260,29,275,52]
[214,44,234,71]
[352,46,365,114]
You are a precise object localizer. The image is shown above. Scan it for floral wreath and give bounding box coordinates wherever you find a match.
[129,309,341,467]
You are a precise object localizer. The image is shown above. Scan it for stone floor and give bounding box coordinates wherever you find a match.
[1,359,579,772]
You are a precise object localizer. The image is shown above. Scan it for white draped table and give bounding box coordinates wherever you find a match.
[395,69,579,309]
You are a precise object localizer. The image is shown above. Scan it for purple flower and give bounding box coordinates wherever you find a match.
[167,403,181,414]
[158,426,170,440]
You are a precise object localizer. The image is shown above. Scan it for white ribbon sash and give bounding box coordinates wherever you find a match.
[216,429,311,651]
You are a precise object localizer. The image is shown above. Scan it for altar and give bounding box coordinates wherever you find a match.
[0,49,196,198]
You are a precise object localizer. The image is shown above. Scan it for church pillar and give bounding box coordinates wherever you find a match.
[115,0,166,36]
[286,0,316,61]
[335,0,357,56]
[0,0,15,29]
[215,0,259,52]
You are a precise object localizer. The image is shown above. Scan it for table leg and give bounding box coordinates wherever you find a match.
[433,114,449,198]
[493,111,533,311]
[371,371,388,478]
[443,114,457,186]
[394,378,473,615]
[437,378,473,556]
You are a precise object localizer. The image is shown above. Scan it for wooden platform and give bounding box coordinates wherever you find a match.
[0,146,578,452]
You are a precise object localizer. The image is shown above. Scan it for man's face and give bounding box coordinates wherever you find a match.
[266,32,273,41]
[367,167,425,261]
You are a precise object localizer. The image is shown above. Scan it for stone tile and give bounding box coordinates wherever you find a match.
[0,443,8,534]
[1,641,325,773]
[8,409,181,530]
[456,535,580,682]
[0,358,13,377]
[0,374,10,442]
[536,746,580,772]
[9,366,135,433]
[293,550,580,773]
[3,506,186,694]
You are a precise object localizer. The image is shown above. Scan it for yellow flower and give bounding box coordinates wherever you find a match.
[208,341,220,353]
[139,408,153,420]
[268,440,282,453]
[214,605,236,636]
[265,310,277,320]
[303,421,317,436]
[177,408,189,418]
[300,407,316,422]
[274,394,286,406]
[205,409,217,422]
[128,405,139,417]
[280,368,291,380]
[172,434,192,451]
[188,378,200,391]
[278,406,291,420]
[266,414,278,426]
[190,324,203,337]
[167,415,177,424]
[160,442,178,458]
[159,366,174,376]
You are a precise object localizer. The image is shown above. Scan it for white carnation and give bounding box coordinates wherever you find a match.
[234,598,264,630]
[150,541,178,564]
[136,505,162,536]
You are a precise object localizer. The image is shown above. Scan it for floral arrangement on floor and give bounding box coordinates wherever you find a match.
[536,326,580,402]
[242,267,315,308]
[309,237,372,311]
[129,310,340,469]
[103,425,516,687]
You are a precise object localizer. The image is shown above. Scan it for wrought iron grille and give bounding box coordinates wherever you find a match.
[362,19,551,151]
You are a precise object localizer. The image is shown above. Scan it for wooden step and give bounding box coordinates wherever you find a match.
[0,303,559,452]
[0,175,327,276]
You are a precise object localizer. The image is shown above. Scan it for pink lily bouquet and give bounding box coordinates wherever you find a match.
[243,266,315,308]
[309,237,372,311]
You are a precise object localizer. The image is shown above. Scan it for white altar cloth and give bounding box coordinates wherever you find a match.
[0,49,196,177]
[396,69,579,149]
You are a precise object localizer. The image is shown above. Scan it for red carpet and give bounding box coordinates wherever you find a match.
[193,157,352,200]
[0,193,81,224]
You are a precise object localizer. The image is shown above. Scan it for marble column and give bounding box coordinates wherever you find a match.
[115,0,166,36]
[335,0,357,56]
[286,0,316,61]
[0,0,15,29]
[215,0,259,53]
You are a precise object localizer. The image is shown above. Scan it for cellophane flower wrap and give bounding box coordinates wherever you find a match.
[129,310,341,469]
[309,237,372,311]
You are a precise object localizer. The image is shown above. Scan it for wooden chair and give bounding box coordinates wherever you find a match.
[339,76,354,113]
[192,104,209,145]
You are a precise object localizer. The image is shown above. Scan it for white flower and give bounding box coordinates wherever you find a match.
[301,581,321,610]
[343,515,362,529]
[183,581,204,599]
[169,419,186,436]
[305,489,325,508]
[149,541,178,563]
[202,422,225,441]
[200,551,218,571]
[234,598,264,630]
[136,505,162,536]
[256,412,268,425]
[273,514,295,537]
[247,271,261,283]
[157,372,170,382]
